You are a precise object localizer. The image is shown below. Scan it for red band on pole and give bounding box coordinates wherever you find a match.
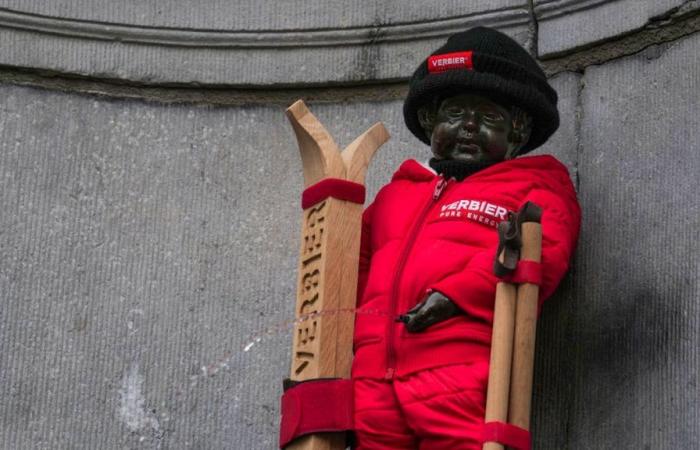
[301,178,366,209]
[279,379,354,448]
[482,421,531,450]
[501,260,542,286]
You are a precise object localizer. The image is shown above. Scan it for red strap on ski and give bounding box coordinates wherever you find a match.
[482,421,531,450]
[501,260,542,286]
[279,378,354,448]
[301,178,365,209]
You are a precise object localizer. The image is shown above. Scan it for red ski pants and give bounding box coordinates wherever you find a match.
[353,361,489,450]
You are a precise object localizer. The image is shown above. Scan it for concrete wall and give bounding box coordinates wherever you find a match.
[0,1,698,448]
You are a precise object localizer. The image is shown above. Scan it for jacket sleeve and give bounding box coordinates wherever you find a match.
[428,186,581,322]
[356,202,375,306]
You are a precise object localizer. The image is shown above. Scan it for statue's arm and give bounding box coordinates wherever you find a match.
[402,290,462,333]
[518,186,581,301]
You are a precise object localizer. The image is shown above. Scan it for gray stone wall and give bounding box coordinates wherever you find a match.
[0,1,698,449]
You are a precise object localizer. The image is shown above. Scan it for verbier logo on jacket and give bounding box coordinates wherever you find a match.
[437,199,508,228]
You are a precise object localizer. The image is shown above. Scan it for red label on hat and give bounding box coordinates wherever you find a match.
[427,51,474,73]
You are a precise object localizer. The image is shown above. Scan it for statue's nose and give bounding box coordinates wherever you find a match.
[462,115,478,133]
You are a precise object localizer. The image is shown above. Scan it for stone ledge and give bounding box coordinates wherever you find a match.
[3,13,698,105]
[0,0,526,31]
[0,7,529,48]
[0,2,531,85]
[541,10,700,75]
[534,0,699,57]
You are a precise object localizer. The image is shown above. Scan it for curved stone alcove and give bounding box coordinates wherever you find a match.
[0,1,699,449]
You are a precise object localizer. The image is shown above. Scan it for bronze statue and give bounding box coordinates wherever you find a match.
[351,26,580,449]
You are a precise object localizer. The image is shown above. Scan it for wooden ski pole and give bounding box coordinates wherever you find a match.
[508,205,542,434]
[483,202,542,450]
[283,100,389,450]
[483,217,519,450]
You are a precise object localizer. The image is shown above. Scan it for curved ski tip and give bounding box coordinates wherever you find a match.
[367,122,391,145]
[285,100,309,121]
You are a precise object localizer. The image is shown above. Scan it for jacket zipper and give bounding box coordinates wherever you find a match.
[385,176,451,380]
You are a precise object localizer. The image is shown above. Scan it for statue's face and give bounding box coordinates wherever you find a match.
[429,93,521,163]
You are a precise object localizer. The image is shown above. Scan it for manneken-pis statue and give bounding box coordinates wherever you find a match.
[351,27,581,449]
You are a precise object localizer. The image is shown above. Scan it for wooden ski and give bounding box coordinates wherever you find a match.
[284,100,389,450]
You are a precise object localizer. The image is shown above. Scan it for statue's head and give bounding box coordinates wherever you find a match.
[403,27,559,163]
[417,92,532,163]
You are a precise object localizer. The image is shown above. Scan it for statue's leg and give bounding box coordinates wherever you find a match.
[394,361,490,450]
[354,378,417,450]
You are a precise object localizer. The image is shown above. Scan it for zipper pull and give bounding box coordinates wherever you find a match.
[433,176,448,200]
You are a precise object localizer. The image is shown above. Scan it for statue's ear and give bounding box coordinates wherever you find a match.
[417,106,436,141]
[506,108,533,159]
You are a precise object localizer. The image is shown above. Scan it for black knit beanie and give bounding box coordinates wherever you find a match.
[403,27,559,154]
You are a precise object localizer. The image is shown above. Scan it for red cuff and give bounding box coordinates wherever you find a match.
[482,421,531,450]
[500,260,542,286]
[279,378,353,448]
[301,178,365,209]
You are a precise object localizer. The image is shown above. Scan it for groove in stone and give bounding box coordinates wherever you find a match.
[0,6,529,48]
[534,0,614,21]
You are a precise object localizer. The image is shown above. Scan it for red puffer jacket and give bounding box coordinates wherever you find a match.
[352,155,581,380]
